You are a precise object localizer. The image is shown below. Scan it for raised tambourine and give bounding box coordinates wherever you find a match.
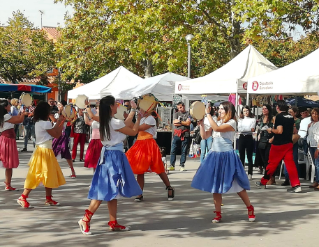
[138,94,157,113]
[62,105,76,121]
[114,103,127,120]
[75,94,88,109]
[19,93,32,107]
[190,101,206,121]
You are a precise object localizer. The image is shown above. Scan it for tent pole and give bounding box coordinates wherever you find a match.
[246,92,250,107]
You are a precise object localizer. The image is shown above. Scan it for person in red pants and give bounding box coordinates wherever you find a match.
[72,109,87,162]
[256,100,301,193]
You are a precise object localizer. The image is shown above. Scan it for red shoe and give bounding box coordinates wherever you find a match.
[78,209,94,235]
[212,211,222,223]
[108,220,130,231]
[17,194,31,209]
[69,174,76,179]
[4,182,17,191]
[247,205,256,222]
[45,196,60,206]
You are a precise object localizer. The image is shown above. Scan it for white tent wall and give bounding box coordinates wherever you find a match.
[174,45,277,95]
[67,66,144,99]
[247,47,319,95]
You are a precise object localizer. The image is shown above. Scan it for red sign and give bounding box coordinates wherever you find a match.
[178,84,182,91]
[243,82,247,90]
[252,81,259,91]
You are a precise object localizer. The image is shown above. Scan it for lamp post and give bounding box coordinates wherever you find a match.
[39,10,44,29]
[185,34,194,78]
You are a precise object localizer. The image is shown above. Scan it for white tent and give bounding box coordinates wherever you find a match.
[116,72,228,102]
[67,66,144,99]
[248,47,319,94]
[174,45,277,95]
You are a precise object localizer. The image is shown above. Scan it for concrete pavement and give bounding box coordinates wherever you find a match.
[0,140,318,247]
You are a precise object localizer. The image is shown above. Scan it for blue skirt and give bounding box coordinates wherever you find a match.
[191,138,250,194]
[88,150,142,201]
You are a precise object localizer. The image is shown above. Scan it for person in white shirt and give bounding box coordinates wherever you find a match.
[78,96,142,235]
[238,106,256,180]
[0,99,26,191]
[298,107,311,154]
[17,102,66,209]
[126,109,175,202]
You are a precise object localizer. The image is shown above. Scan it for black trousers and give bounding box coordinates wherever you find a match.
[238,134,254,175]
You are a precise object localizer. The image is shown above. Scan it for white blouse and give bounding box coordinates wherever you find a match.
[307,122,319,147]
[101,118,126,146]
[213,119,237,141]
[0,114,14,132]
[140,116,157,138]
[238,117,256,135]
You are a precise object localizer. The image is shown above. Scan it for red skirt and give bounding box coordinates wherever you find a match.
[126,138,165,175]
[0,130,19,169]
[84,139,103,168]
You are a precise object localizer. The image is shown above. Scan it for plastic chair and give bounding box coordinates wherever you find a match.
[306,150,315,183]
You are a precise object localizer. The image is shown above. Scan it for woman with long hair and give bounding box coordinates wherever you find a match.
[254,104,274,179]
[199,105,217,163]
[10,98,20,139]
[192,101,255,223]
[78,96,142,235]
[126,107,175,202]
[238,105,256,180]
[17,102,66,208]
[0,99,26,191]
[83,103,102,172]
[51,100,76,178]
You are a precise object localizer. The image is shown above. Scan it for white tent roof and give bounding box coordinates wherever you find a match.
[67,66,144,99]
[248,47,319,94]
[174,45,277,95]
[116,72,228,101]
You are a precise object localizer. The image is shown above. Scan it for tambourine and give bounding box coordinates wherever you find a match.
[19,93,32,107]
[62,105,76,121]
[138,94,157,113]
[75,94,88,109]
[114,103,127,120]
[190,101,206,121]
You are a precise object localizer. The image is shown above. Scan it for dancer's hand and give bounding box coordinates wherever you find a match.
[139,109,146,118]
[197,119,204,126]
[57,115,66,126]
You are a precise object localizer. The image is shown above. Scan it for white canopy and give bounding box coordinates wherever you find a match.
[116,72,228,101]
[248,47,319,94]
[175,45,277,95]
[67,66,144,99]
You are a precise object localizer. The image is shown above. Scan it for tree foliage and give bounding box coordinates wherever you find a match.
[0,11,56,84]
[55,0,319,82]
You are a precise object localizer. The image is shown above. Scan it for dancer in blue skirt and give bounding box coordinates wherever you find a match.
[191,101,255,223]
[78,96,143,235]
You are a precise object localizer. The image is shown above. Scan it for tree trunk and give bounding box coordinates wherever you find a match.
[143,59,153,78]
[230,19,241,59]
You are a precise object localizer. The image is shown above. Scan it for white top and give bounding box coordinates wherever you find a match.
[203,115,218,132]
[298,117,311,138]
[91,120,99,129]
[140,116,157,138]
[0,114,14,132]
[35,121,53,144]
[101,118,126,146]
[238,117,256,135]
[213,119,237,141]
[307,122,319,147]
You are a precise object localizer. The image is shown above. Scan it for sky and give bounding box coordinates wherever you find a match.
[0,0,73,28]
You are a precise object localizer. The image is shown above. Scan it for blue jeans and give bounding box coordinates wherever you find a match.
[170,135,190,167]
[200,136,213,163]
[24,125,35,148]
[284,142,299,179]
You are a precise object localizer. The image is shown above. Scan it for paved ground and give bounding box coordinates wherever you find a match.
[1,140,318,247]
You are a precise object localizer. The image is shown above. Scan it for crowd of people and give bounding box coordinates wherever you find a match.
[1,94,319,234]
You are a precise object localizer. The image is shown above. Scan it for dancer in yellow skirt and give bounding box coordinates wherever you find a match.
[17,102,66,208]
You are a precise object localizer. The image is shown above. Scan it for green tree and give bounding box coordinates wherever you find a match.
[0,11,56,84]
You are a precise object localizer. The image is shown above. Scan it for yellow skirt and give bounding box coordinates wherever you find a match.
[24,140,66,189]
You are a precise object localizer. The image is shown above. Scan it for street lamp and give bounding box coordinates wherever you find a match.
[185,34,194,78]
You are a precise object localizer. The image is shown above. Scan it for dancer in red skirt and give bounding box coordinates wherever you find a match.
[0,99,26,190]
[84,104,102,172]
[126,109,174,201]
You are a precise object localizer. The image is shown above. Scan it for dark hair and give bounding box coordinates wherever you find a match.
[218,101,236,123]
[99,95,115,141]
[209,103,215,115]
[61,100,67,106]
[240,105,253,119]
[262,104,273,123]
[311,108,319,121]
[0,99,9,128]
[276,100,288,112]
[151,111,159,127]
[177,102,184,106]
[33,101,51,122]
[290,106,299,114]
